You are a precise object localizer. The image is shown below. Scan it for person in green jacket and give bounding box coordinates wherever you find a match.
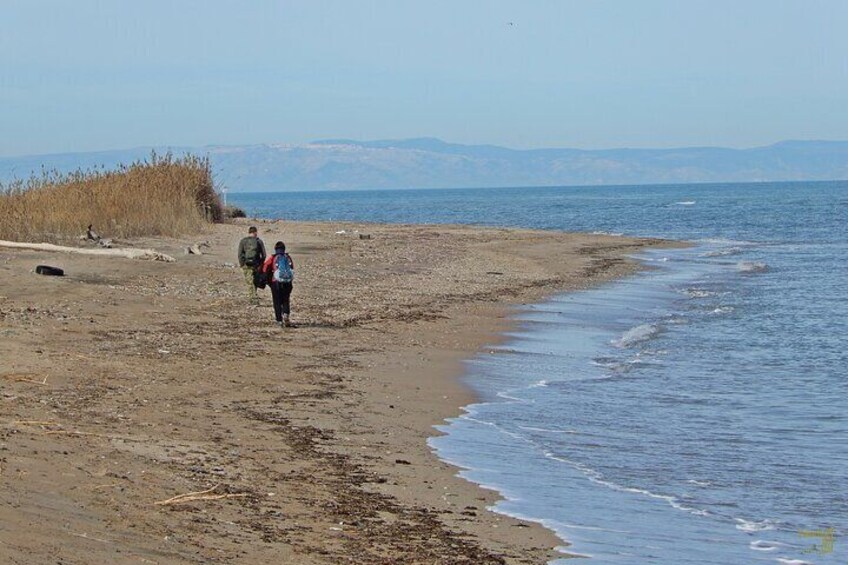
[237,226,266,305]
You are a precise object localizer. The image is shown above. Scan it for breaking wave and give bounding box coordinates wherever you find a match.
[737,261,769,273]
[613,323,661,348]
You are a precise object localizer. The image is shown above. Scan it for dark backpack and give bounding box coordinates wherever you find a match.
[253,268,268,289]
[242,237,262,267]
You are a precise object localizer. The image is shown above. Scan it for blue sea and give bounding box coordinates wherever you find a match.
[233,182,847,564]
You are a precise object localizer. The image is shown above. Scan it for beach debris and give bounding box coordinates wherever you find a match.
[394,459,411,465]
[2,373,48,386]
[359,234,372,240]
[335,230,347,235]
[185,241,211,255]
[153,484,249,506]
[0,240,176,262]
[35,265,65,276]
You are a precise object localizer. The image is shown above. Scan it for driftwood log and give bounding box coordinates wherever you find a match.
[0,240,175,262]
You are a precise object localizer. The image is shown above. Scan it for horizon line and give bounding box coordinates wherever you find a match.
[3,137,848,161]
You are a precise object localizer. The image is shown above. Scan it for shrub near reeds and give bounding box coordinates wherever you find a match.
[0,152,221,243]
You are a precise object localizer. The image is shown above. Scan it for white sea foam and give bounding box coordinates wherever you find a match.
[496,390,530,402]
[737,261,769,273]
[591,357,617,368]
[614,324,661,348]
[735,518,776,532]
[686,479,712,487]
[668,499,711,516]
[591,354,652,373]
[710,306,735,315]
[750,540,782,551]
[775,559,813,565]
[557,523,631,534]
[591,230,624,236]
[675,201,696,206]
[519,425,581,434]
[702,246,744,257]
[682,288,717,298]
[544,452,710,517]
[697,237,757,246]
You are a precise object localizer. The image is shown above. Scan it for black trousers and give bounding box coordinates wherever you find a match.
[270,281,293,321]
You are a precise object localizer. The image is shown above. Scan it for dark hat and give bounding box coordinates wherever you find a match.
[274,241,286,252]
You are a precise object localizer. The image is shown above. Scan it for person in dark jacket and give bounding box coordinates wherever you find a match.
[237,226,266,305]
[261,241,294,327]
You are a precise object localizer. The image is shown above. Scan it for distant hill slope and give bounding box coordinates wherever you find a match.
[2,138,847,192]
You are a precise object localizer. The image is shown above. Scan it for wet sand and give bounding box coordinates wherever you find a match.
[0,220,678,564]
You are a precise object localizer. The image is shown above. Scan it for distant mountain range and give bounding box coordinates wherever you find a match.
[2,138,847,192]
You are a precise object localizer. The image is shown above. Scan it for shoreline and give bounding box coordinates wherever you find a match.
[0,219,683,563]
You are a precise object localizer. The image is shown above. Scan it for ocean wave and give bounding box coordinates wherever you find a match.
[686,479,712,487]
[591,230,624,236]
[737,261,769,273]
[668,499,710,516]
[682,288,717,298]
[591,354,654,374]
[640,255,670,262]
[701,246,744,258]
[495,390,532,403]
[735,518,776,532]
[750,540,784,551]
[710,306,735,315]
[775,559,813,565]
[591,356,633,372]
[697,238,758,246]
[544,451,710,517]
[613,323,662,348]
[674,201,696,206]
[518,425,581,434]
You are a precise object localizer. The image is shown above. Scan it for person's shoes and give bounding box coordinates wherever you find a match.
[276,320,284,328]
[283,314,292,327]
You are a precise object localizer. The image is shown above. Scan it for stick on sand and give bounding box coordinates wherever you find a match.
[154,484,250,506]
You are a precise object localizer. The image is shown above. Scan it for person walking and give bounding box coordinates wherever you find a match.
[237,226,266,305]
[261,241,294,327]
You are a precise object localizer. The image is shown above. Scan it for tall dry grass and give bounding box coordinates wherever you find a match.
[0,153,221,243]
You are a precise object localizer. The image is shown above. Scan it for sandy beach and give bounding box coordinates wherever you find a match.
[0,220,677,564]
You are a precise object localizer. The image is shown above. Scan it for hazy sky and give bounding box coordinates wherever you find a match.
[2,0,847,156]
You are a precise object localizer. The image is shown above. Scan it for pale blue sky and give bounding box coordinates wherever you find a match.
[2,0,846,156]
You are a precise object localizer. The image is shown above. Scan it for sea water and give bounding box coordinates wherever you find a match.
[234,182,847,564]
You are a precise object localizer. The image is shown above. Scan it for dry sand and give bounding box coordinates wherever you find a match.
[0,220,679,564]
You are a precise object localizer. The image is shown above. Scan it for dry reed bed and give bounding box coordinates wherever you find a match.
[0,153,221,242]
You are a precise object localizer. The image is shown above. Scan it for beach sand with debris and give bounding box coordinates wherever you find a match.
[0,220,678,564]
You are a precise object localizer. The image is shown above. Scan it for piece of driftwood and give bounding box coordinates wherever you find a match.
[0,240,175,262]
[154,484,249,506]
[1,373,48,385]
